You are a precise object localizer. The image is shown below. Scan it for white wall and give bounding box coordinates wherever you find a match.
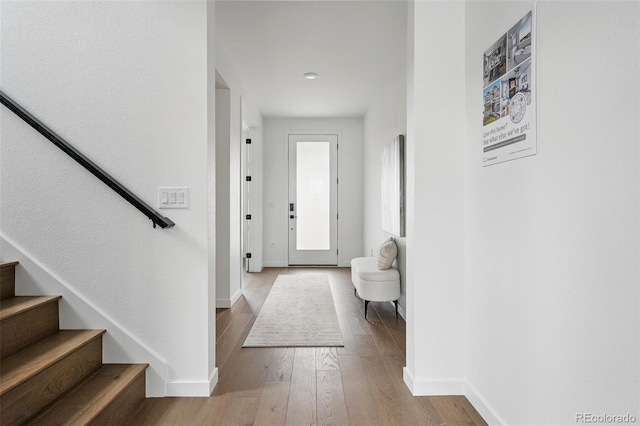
[464,2,640,424]
[1,235,169,397]
[363,43,407,313]
[263,118,363,267]
[215,84,237,307]
[206,0,217,395]
[404,0,467,395]
[0,1,215,396]
[215,41,263,285]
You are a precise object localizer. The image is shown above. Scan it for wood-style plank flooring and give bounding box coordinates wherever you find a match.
[129,267,486,425]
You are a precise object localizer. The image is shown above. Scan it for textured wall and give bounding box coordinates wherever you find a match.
[0,1,213,394]
[464,2,640,423]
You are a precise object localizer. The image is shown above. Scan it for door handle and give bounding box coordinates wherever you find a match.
[289,215,297,219]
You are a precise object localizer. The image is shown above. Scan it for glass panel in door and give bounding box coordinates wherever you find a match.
[296,142,330,250]
[288,134,338,265]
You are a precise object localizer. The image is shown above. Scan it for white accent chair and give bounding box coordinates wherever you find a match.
[350,257,401,319]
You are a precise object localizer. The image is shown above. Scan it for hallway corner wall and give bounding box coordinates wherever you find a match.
[362,9,407,313]
[404,0,466,395]
[0,0,213,396]
[214,40,264,304]
[464,2,640,424]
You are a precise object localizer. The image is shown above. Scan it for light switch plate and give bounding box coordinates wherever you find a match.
[158,187,189,209]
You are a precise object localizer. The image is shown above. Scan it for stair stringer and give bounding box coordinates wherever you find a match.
[1,235,168,397]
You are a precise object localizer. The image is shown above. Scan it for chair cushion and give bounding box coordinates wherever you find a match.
[351,257,400,302]
[352,257,399,282]
[377,237,398,270]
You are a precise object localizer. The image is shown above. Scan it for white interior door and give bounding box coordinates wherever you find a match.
[288,134,338,265]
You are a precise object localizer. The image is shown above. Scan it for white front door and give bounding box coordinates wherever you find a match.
[288,134,338,266]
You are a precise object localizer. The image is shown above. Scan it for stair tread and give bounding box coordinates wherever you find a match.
[0,329,105,395]
[0,261,19,268]
[0,296,62,321]
[28,363,148,426]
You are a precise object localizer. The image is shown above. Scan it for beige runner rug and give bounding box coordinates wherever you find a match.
[243,274,344,347]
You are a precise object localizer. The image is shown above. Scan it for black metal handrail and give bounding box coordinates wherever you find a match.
[0,91,175,229]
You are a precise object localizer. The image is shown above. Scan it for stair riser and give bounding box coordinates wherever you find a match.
[0,265,16,300]
[26,364,148,425]
[92,371,146,424]
[0,337,102,425]
[1,302,60,358]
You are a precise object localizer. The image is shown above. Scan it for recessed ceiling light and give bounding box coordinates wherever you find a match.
[303,72,318,80]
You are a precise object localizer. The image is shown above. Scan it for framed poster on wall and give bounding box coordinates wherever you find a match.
[482,10,537,166]
[381,135,405,237]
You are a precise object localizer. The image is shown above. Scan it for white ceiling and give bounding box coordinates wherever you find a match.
[215,1,407,118]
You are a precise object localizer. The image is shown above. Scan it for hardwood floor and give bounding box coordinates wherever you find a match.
[129,267,486,425]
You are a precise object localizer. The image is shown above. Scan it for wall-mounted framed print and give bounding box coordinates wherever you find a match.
[482,9,537,167]
[381,135,405,237]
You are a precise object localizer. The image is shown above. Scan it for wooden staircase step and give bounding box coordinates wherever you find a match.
[0,329,105,424]
[0,329,105,394]
[28,363,148,426]
[0,261,19,300]
[0,261,150,422]
[0,296,61,320]
[1,296,61,358]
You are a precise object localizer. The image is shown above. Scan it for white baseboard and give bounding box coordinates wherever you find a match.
[403,367,415,392]
[1,235,168,397]
[216,289,243,308]
[464,381,505,426]
[230,288,242,306]
[263,261,287,267]
[249,263,264,273]
[403,367,465,395]
[389,300,406,320]
[165,367,218,397]
[264,261,351,268]
[402,366,505,425]
[209,368,219,395]
[264,261,354,268]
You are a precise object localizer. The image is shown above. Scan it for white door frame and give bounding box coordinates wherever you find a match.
[286,132,340,266]
[242,126,263,272]
[241,122,250,272]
